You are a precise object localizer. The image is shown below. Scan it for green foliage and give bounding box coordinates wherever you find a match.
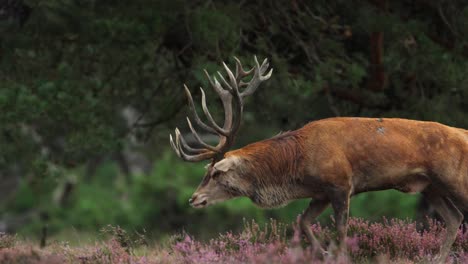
[350,191,420,220]
[191,8,240,52]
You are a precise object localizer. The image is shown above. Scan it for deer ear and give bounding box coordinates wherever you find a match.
[213,157,239,172]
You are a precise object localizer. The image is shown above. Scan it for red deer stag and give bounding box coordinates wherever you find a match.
[170,57,468,261]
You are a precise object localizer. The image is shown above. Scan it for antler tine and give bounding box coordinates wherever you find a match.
[177,149,217,162]
[184,85,217,135]
[222,62,239,94]
[240,56,273,97]
[169,133,181,157]
[174,129,216,162]
[175,128,208,154]
[204,70,229,97]
[186,117,219,152]
[258,57,273,81]
[216,71,233,92]
[176,125,213,154]
[199,87,229,136]
[234,56,254,80]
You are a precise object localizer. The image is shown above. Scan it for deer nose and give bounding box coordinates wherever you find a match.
[189,195,197,204]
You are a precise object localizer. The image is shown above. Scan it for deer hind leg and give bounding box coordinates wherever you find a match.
[300,199,329,251]
[330,189,351,251]
[423,191,463,263]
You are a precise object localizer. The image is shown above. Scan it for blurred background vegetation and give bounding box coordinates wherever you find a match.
[0,0,467,242]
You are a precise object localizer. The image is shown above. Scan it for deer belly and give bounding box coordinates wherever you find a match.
[394,177,430,194]
[355,168,430,194]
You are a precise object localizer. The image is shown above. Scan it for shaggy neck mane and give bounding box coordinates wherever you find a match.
[228,131,305,186]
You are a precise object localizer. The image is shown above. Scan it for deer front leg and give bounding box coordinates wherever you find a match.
[330,190,351,251]
[300,199,329,251]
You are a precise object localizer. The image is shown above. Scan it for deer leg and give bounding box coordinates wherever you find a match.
[424,193,463,263]
[300,199,329,251]
[330,190,351,251]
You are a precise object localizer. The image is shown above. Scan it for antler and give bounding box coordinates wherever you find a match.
[169,56,273,162]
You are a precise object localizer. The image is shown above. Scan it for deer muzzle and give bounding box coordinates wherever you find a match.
[189,194,208,208]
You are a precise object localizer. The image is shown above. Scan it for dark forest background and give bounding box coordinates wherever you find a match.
[0,0,467,242]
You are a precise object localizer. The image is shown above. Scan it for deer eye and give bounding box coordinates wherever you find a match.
[212,170,222,179]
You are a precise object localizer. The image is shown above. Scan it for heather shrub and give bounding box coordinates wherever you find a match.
[167,220,351,264]
[0,246,65,264]
[100,225,147,255]
[0,233,16,249]
[453,225,468,252]
[345,218,444,262]
[241,218,288,244]
[4,217,468,263]
[75,239,132,264]
[0,239,149,264]
[167,217,468,263]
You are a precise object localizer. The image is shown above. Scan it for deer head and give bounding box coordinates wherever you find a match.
[170,57,272,208]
